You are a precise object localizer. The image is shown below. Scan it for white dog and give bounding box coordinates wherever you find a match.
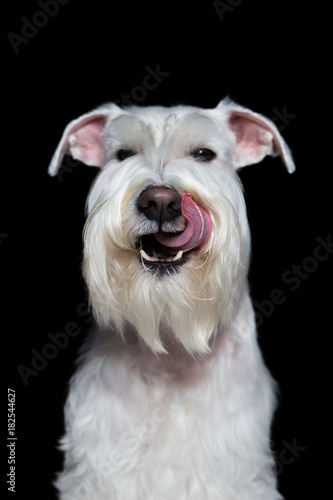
[49,98,295,500]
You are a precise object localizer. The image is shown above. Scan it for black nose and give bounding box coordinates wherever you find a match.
[138,186,182,224]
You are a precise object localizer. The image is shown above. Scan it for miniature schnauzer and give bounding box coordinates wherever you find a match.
[49,98,295,499]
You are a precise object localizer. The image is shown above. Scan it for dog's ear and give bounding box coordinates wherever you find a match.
[217,100,295,173]
[48,103,122,176]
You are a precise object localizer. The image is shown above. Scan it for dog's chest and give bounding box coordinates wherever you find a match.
[96,332,243,433]
[75,334,266,498]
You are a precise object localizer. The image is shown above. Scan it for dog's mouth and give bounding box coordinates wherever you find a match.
[138,235,189,272]
[138,193,212,275]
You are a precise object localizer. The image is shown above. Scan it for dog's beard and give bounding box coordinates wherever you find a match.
[83,250,244,355]
[83,208,248,355]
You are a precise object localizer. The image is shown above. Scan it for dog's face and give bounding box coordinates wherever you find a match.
[49,100,295,354]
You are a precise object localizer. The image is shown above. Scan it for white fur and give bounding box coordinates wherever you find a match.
[48,99,295,499]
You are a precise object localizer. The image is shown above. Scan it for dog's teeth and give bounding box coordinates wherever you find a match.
[172,250,183,261]
[140,249,152,261]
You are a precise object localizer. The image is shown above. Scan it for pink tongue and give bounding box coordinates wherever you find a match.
[154,193,212,252]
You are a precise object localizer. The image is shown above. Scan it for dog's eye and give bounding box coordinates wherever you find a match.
[116,149,136,162]
[191,148,216,162]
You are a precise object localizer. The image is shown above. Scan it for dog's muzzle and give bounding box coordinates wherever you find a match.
[137,186,212,275]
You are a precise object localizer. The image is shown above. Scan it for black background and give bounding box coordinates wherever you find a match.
[3,1,331,499]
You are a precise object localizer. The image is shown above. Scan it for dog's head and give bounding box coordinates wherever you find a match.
[49,99,295,354]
